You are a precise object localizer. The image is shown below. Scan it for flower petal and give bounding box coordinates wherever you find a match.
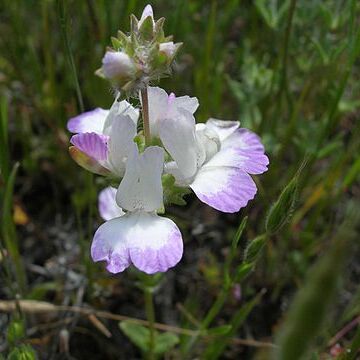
[159,110,199,179]
[205,118,240,141]
[116,144,164,212]
[190,166,257,213]
[91,212,183,274]
[223,128,266,153]
[70,132,109,161]
[147,87,199,137]
[69,146,110,175]
[147,86,169,136]
[98,187,124,221]
[103,99,139,134]
[91,216,131,273]
[202,144,269,175]
[173,95,199,116]
[219,129,269,174]
[67,108,109,134]
[107,115,137,176]
[129,213,183,274]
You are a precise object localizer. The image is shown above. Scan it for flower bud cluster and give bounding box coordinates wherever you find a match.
[96,5,182,94]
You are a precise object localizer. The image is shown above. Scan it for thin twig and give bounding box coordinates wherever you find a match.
[328,315,360,347]
[0,300,276,349]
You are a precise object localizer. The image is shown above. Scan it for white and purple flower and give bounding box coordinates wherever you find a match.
[92,144,183,274]
[146,89,269,213]
[68,84,268,274]
[67,98,139,177]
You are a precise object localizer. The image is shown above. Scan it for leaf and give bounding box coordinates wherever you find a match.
[265,161,303,234]
[274,204,360,360]
[162,174,191,206]
[119,321,179,355]
[234,263,253,283]
[244,234,267,264]
[138,15,154,41]
[231,216,248,251]
[7,319,25,345]
[7,344,36,360]
[119,321,149,352]
[206,325,232,336]
[154,332,179,355]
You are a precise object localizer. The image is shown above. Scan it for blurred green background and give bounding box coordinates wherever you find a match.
[0,0,359,359]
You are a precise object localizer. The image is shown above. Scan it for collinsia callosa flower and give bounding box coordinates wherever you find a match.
[67,4,269,275]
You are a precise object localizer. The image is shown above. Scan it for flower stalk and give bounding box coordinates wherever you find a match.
[141,87,151,145]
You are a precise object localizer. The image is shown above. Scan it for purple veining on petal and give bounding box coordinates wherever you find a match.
[234,149,269,174]
[191,168,257,213]
[226,129,265,153]
[130,228,183,274]
[70,132,109,161]
[67,108,109,134]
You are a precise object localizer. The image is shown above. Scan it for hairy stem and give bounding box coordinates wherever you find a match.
[141,86,151,145]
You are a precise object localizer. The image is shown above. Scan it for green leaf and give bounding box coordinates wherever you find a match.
[244,234,267,264]
[110,36,122,50]
[231,216,248,251]
[154,332,179,355]
[234,263,253,283]
[7,344,36,360]
[274,204,360,360]
[206,325,232,336]
[119,321,179,355]
[265,174,299,234]
[119,321,149,352]
[162,174,190,206]
[138,15,154,41]
[7,319,25,345]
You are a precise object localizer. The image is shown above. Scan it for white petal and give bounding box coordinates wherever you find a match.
[206,118,240,141]
[103,99,139,134]
[98,187,125,221]
[159,110,199,179]
[116,145,164,212]
[173,95,199,115]
[107,115,137,177]
[147,86,199,137]
[147,86,169,136]
[91,212,183,274]
[67,108,109,134]
[91,217,131,273]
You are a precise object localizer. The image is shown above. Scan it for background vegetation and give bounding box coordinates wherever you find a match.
[0,0,359,359]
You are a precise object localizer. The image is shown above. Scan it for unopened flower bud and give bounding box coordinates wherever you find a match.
[101,51,136,83]
[139,4,155,29]
[159,41,178,59]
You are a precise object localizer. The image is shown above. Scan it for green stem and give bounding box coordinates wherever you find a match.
[144,288,155,360]
[141,87,151,146]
